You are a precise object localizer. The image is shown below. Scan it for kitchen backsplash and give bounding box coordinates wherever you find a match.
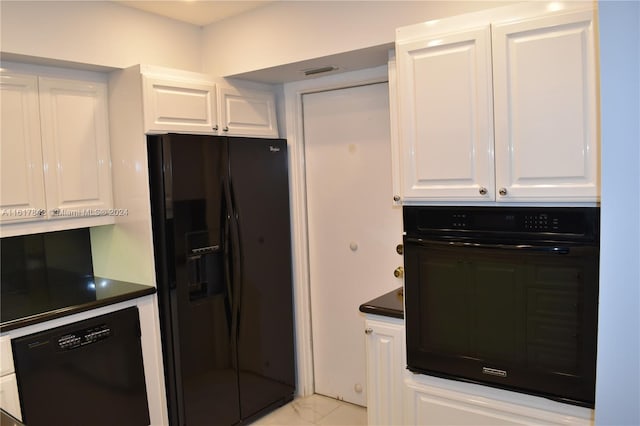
[1,228,94,322]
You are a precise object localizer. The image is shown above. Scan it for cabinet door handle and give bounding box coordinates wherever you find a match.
[213,125,219,131]
[51,208,60,216]
[223,126,229,132]
[364,328,373,335]
[479,187,488,195]
[393,195,401,202]
[499,187,508,196]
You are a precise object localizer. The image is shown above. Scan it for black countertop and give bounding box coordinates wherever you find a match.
[0,275,155,332]
[359,287,404,319]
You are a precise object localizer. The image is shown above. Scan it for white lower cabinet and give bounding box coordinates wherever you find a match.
[364,315,405,426]
[364,314,594,425]
[0,374,21,420]
[0,336,21,420]
[405,375,593,425]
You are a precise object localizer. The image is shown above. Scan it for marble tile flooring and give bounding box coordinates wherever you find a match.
[251,394,367,426]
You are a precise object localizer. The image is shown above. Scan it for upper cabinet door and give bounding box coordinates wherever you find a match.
[0,73,46,223]
[492,10,599,202]
[218,86,278,138]
[38,77,113,216]
[396,26,495,201]
[143,75,218,134]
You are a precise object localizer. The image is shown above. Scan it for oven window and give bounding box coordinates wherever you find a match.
[404,241,598,407]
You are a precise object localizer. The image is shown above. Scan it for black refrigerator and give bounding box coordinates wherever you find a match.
[147,134,296,426]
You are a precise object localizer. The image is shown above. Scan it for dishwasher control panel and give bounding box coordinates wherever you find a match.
[57,324,111,350]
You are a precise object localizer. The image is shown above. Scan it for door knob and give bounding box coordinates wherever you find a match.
[396,244,403,255]
[394,266,404,278]
[499,187,508,196]
[479,187,488,195]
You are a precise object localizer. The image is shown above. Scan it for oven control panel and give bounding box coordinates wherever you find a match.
[523,214,561,232]
[405,206,599,240]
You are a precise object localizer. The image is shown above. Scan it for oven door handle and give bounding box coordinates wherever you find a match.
[405,238,571,254]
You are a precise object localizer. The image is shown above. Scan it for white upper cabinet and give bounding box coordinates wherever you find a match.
[141,67,279,138]
[0,66,114,237]
[218,86,278,138]
[396,26,495,201]
[143,75,218,134]
[0,73,46,223]
[38,77,113,216]
[394,2,599,203]
[492,10,599,202]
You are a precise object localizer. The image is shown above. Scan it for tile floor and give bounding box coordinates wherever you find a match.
[251,394,367,426]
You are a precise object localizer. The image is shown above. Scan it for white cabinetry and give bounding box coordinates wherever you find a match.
[405,374,593,425]
[142,66,278,138]
[0,73,46,224]
[395,2,598,203]
[364,315,405,426]
[143,75,218,134]
[396,26,494,201]
[0,336,21,421]
[492,10,598,202]
[0,66,114,237]
[218,85,278,137]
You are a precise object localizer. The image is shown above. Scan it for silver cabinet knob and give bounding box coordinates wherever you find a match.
[51,208,60,215]
[364,328,373,335]
[479,187,488,195]
[394,266,404,278]
[499,187,508,196]
[396,244,403,255]
[223,126,229,132]
[393,195,401,202]
[212,125,219,131]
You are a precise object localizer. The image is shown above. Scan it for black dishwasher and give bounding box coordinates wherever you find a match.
[12,306,150,426]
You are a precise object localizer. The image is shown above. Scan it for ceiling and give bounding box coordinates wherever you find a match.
[111,0,390,83]
[113,1,273,26]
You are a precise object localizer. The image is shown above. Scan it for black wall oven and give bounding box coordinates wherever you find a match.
[403,206,599,408]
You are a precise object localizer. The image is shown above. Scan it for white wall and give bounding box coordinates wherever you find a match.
[0,0,202,71]
[201,1,511,77]
[595,1,640,424]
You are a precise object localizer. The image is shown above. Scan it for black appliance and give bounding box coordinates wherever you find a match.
[403,206,599,408]
[147,134,295,425]
[12,307,150,426]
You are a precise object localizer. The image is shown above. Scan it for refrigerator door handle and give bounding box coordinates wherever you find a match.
[223,186,235,330]
[224,176,242,366]
[166,223,177,291]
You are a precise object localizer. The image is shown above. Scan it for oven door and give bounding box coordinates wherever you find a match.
[403,237,599,407]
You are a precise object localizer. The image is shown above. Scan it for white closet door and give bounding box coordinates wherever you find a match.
[303,82,403,406]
